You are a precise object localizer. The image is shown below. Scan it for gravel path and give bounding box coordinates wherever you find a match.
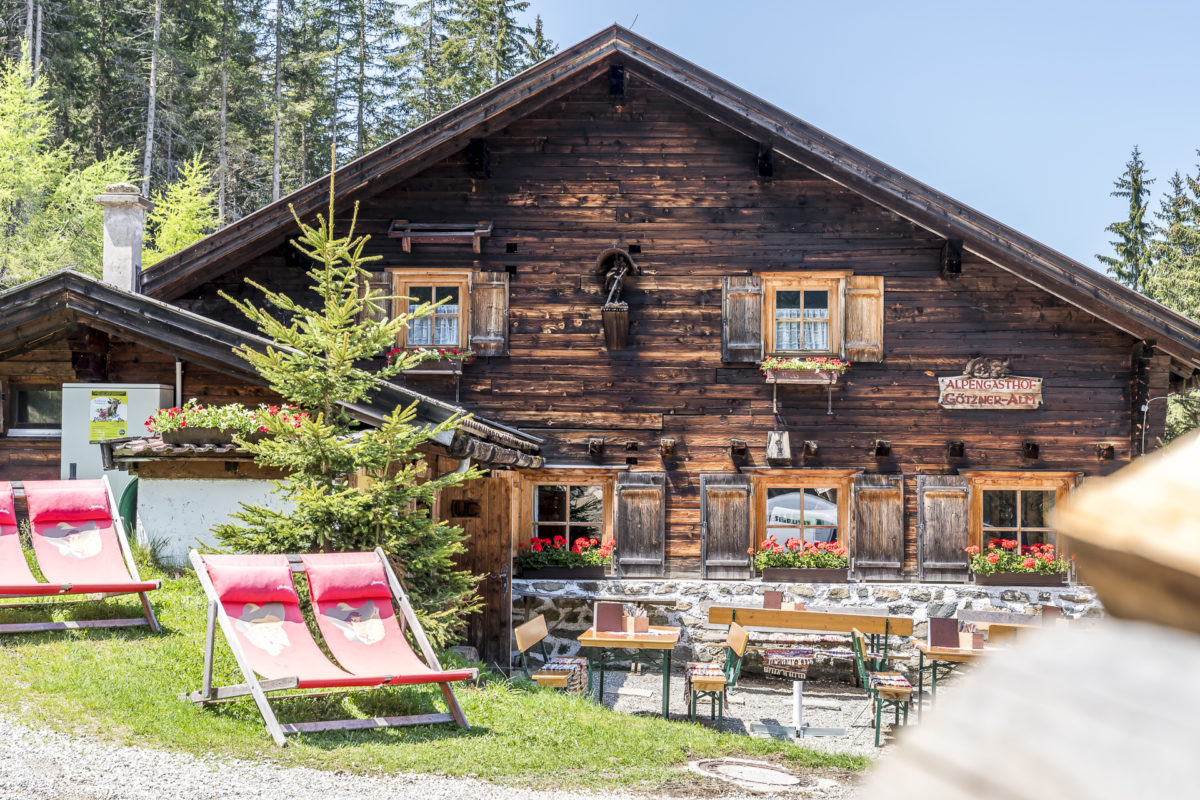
[0,716,648,800]
[594,669,899,759]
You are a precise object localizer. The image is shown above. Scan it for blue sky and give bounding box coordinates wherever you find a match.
[531,1,1200,274]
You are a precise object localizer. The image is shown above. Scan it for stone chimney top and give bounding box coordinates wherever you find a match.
[94,182,153,293]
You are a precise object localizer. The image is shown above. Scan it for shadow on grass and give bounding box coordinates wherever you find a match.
[197,681,491,749]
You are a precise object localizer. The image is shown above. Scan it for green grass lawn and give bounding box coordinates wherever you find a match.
[0,562,869,792]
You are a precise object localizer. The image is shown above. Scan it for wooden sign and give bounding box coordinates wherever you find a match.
[938,358,1042,410]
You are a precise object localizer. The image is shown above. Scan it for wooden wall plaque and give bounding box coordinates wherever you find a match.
[938,358,1043,410]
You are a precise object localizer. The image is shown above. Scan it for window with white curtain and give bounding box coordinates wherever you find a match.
[391,271,470,350]
[762,274,845,355]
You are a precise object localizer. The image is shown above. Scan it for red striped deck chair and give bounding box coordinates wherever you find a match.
[186,548,474,745]
[0,478,160,634]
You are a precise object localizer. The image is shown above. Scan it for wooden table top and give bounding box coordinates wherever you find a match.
[708,605,914,637]
[577,626,681,650]
[910,637,988,662]
[973,621,1040,631]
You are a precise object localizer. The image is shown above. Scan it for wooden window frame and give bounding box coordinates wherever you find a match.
[515,470,617,549]
[750,469,858,552]
[3,381,63,438]
[389,269,472,350]
[761,272,849,357]
[963,471,1080,552]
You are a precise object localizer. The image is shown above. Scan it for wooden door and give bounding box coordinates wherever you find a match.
[853,473,904,581]
[700,473,752,579]
[918,474,971,582]
[445,474,512,672]
[614,472,666,577]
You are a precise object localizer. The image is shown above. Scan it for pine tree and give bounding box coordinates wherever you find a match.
[525,13,554,63]
[391,0,452,127]
[214,157,481,646]
[442,0,532,101]
[0,52,130,287]
[1097,146,1155,292]
[143,153,219,266]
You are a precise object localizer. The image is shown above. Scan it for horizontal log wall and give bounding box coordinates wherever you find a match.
[174,74,1149,577]
[0,335,277,481]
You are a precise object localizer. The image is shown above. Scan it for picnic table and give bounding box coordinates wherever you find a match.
[910,637,985,715]
[707,606,914,661]
[577,625,681,719]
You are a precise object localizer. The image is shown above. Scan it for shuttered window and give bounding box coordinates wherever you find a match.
[964,471,1079,554]
[853,473,904,580]
[357,273,392,324]
[751,469,857,567]
[762,274,843,356]
[917,474,970,582]
[470,271,509,356]
[700,474,752,579]
[614,472,666,577]
[721,276,762,362]
[390,270,472,351]
[844,274,884,362]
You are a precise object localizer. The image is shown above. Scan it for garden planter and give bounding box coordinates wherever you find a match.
[974,571,1068,587]
[521,566,607,580]
[162,427,234,446]
[761,567,849,583]
[763,369,841,385]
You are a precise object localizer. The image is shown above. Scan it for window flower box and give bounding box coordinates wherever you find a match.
[148,400,307,445]
[752,536,850,583]
[965,540,1070,587]
[760,357,849,385]
[761,567,849,583]
[974,571,1067,587]
[520,566,608,580]
[517,536,614,580]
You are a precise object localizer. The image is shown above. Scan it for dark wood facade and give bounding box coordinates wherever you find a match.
[162,71,1180,579]
[4,27,1198,589]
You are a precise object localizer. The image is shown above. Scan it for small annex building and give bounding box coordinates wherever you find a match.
[3,26,1200,669]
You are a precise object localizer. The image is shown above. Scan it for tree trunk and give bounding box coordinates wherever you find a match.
[272,0,282,202]
[424,0,434,122]
[24,0,32,59]
[356,0,364,156]
[331,0,342,149]
[218,0,229,224]
[94,0,109,160]
[141,0,161,197]
[32,3,41,74]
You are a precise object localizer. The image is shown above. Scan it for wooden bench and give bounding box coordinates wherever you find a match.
[514,614,587,692]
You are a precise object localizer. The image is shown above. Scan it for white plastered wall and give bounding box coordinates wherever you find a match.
[136,478,290,567]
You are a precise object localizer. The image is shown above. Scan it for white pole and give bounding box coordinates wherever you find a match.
[793,680,803,730]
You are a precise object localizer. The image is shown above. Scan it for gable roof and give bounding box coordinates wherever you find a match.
[140,25,1200,374]
[0,271,541,467]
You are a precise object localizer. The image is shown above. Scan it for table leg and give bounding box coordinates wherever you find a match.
[917,651,925,717]
[662,649,672,719]
[599,651,606,701]
[931,657,938,705]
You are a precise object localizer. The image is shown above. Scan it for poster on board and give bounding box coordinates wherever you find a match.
[89,390,128,439]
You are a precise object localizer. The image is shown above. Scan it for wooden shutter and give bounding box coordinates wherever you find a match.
[844,274,884,362]
[918,474,970,582]
[721,275,762,363]
[700,473,752,579]
[470,271,509,356]
[614,472,665,577]
[853,473,904,580]
[0,377,7,436]
[357,273,392,324]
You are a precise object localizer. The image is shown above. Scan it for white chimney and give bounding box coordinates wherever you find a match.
[94,182,153,292]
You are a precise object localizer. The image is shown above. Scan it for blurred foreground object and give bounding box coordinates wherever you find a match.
[1055,428,1200,636]
[865,432,1200,796]
[862,622,1200,798]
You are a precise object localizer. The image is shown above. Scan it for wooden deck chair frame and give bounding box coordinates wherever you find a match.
[185,547,471,746]
[0,476,160,635]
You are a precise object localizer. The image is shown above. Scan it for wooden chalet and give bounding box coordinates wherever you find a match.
[4,26,1200,667]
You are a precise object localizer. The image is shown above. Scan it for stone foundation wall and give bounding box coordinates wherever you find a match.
[512,578,1102,676]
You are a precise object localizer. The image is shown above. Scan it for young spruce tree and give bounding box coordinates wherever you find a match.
[213,157,481,646]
